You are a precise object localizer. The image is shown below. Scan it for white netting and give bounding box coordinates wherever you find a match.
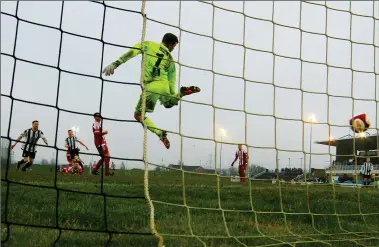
[1,1,378,247]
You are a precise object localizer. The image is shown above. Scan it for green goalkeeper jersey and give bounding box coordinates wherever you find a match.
[115,41,177,95]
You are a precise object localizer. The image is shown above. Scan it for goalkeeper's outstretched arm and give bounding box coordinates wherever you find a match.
[102,42,144,76]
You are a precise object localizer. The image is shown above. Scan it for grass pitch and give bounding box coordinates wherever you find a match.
[1,166,379,247]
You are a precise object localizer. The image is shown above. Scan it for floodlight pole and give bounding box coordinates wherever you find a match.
[309,122,313,174]
[72,126,79,136]
[219,135,223,175]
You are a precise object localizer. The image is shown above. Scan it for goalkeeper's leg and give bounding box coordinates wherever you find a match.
[160,86,201,109]
[134,81,171,149]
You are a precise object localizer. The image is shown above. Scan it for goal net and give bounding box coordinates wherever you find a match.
[1,1,378,247]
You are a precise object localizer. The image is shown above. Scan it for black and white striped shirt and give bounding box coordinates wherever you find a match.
[65,136,80,150]
[20,128,46,152]
[360,162,372,176]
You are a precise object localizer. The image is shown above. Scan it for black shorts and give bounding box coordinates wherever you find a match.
[22,150,36,159]
[70,148,80,159]
[362,175,371,179]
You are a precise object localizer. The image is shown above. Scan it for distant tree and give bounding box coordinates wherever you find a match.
[177,160,184,167]
[221,169,229,176]
[111,162,116,172]
[228,166,238,176]
[159,164,167,172]
[41,159,49,165]
[50,157,56,165]
[120,161,126,170]
[248,164,266,176]
[1,139,11,168]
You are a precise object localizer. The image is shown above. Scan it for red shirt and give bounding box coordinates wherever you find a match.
[233,150,248,167]
[93,121,107,147]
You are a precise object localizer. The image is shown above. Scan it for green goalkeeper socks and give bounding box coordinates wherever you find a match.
[143,117,162,137]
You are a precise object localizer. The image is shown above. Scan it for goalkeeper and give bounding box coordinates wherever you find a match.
[102,33,200,149]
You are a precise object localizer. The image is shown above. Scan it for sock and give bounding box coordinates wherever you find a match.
[17,160,26,169]
[104,157,110,174]
[22,162,32,171]
[94,158,104,171]
[143,117,162,137]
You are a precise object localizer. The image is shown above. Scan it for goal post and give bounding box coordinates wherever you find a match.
[0,1,378,247]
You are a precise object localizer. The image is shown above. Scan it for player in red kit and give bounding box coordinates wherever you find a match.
[92,112,113,176]
[231,144,249,184]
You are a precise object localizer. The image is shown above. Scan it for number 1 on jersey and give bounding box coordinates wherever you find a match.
[152,53,164,77]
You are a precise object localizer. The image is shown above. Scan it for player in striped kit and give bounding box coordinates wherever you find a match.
[91,112,113,176]
[11,120,48,171]
[360,158,372,187]
[62,129,88,174]
[65,129,88,164]
[102,33,201,149]
[231,144,249,184]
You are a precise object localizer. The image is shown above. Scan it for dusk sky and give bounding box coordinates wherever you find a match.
[1,1,378,171]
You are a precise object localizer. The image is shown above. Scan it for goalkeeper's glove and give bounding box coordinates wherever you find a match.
[231,163,234,167]
[102,61,121,76]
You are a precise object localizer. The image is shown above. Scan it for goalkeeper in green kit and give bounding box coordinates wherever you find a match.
[102,33,200,149]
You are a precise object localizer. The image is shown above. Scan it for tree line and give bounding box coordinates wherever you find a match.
[156,160,267,176]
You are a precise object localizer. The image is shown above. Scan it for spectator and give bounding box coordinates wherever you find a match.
[360,158,372,187]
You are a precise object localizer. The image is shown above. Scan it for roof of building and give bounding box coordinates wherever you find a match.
[316,132,378,150]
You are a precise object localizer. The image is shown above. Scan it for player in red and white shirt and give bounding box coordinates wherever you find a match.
[91,112,112,176]
[231,144,249,184]
[61,154,85,175]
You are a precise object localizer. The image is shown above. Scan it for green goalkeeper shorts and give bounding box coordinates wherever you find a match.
[135,80,179,114]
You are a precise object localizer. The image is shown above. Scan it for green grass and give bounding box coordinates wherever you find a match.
[1,166,379,247]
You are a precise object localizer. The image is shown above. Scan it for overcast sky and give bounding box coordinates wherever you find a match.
[1,1,378,171]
